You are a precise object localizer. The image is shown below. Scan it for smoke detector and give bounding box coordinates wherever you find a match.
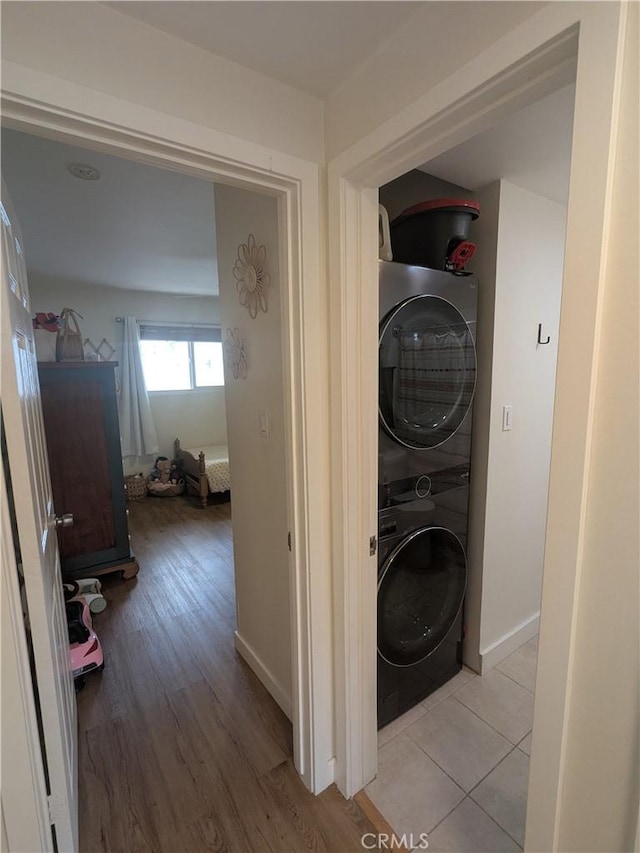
[66,163,101,181]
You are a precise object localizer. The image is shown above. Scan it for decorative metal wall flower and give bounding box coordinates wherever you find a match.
[233,233,270,319]
[224,327,248,380]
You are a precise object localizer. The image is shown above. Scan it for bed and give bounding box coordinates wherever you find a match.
[174,438,231,507]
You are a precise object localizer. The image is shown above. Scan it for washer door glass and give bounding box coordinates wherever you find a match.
[378,527,466,667]
[379,295,476,449]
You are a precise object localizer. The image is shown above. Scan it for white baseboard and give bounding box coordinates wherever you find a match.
[234,631,292,721]
[479,613,540,672]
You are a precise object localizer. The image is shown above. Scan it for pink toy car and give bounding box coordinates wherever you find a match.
[66,595,104,683]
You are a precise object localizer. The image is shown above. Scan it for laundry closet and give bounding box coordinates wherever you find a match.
[376,162,567,728]
[376,170,478,727]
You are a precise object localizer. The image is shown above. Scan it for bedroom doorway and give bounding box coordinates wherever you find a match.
[1,107,328,846]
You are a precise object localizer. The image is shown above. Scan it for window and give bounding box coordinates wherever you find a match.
[139,323,224,391]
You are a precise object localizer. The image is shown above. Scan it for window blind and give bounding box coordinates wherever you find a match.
[138,323,221,343]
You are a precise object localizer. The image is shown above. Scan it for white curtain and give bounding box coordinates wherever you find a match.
[118,316,159,459]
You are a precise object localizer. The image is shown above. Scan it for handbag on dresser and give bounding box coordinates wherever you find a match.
[56,307,85,361]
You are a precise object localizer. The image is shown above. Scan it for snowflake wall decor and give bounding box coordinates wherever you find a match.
[224,327,248,380]
[233,233,270,319]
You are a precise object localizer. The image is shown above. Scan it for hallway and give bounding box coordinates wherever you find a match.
[77,496,374,852]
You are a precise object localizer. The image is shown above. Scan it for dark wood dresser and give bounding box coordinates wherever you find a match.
[38,361,139,580]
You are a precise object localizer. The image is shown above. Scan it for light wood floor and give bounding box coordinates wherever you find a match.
[77,495,375,852]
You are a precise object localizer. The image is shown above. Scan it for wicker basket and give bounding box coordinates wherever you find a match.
[147,481,185,497]
[125,473,147,502]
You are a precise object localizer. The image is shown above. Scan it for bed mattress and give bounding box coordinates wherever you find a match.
[187,444,231,493]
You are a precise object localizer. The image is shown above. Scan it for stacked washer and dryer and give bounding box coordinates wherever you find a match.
[377,199,479,728]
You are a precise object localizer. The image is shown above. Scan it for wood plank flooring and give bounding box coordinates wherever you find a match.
[77,496,374,852]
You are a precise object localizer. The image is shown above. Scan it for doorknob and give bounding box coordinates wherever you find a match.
[54,513,74,528]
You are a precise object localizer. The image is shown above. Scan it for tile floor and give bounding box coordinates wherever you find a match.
[366,636,538,852]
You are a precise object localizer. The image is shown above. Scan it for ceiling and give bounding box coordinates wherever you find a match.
[1,130,219,296]
[1,81,575,299]
[105,1,425,97]
[421,84,576,205]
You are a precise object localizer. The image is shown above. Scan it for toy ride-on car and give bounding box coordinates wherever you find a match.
[65,595,104,689]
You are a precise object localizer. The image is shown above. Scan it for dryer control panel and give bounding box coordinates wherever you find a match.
[378,464,470,509]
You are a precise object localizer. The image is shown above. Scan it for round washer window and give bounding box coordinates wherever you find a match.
[379,295,476,449]
[378,526,467,667]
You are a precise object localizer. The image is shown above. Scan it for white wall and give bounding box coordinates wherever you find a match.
[325,1,544,160]
[213,184,292,715]
[555,5,639,847]
[0,1,323,164]
[465,181,501,673]
[465,180,567,670]
[27,275,226,472]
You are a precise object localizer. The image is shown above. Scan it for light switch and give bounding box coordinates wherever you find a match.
[502,405,513,431]
[259,409,270,438]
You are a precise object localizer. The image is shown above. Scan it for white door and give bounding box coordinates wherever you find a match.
[1,181,78,851]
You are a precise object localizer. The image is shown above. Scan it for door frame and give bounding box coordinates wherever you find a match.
[1,66,334,796]
[327,2,628,851]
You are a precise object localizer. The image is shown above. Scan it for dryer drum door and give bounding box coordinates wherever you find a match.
[379,295,476,449]
[378,526,467,667]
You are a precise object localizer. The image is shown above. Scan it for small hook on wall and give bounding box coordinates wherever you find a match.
[537,323,551,345]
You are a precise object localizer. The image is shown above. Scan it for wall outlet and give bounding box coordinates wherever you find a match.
[502,405,513,431]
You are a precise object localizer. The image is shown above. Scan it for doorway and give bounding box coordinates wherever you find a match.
[327,8,627,852]
[1,126,301,846]
[365,74,574,841]
[1,89,334,848]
